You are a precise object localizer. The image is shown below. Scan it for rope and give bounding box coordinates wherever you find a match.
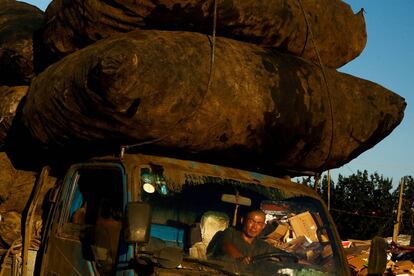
[0,237,41,276]
[0,217,42,276]
[206,0,218,92]
[330,208,391,219]
[123,0,219,152]
[297,0,335,173]
[0,239,20,276]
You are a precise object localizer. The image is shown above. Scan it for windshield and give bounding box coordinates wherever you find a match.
[139,173,339,275]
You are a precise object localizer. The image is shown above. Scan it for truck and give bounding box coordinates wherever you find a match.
[1,152,350,275]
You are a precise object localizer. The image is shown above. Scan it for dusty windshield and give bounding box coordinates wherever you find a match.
[140,174,338,275]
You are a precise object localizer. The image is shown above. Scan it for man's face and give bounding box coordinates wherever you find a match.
[242,212,266,238]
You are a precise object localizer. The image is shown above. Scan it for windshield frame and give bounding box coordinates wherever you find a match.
[102,153,350,275]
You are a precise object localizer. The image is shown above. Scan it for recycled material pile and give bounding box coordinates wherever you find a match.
[344,237,414,275]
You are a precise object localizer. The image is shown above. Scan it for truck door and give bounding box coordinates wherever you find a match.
[40,163,127,276]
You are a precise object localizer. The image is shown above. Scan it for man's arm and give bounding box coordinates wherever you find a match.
[222,242,243,258]
[222,242,252,264]
[207,228,252,263]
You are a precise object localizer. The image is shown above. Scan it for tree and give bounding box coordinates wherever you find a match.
[316,170,394,240]
[393,176,414,236]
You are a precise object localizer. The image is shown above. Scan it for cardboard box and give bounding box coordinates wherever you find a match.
[288,211,318,242]
[267,223,289,241]
[285,235,307,251]
[357,267,368,275]
[347,256,367,272]
[320,234,329,242]
[306,249,318,262]
[322,244,333,258]
[395,260,414,269]
[264,238,287,250]
[394,260,414,274]
[342,241,353,248]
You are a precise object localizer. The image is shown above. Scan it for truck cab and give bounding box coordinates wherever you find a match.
[37,153,349,275]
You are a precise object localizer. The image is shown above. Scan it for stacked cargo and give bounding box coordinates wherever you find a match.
[391,260,414,275]
[342,236,414,275]
[0,0,406,176]
[0,0,43,85]
[261,202,334,269]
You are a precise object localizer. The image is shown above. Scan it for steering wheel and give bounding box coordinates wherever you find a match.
[251,251,299,264]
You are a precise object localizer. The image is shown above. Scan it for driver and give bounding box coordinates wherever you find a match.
[207,210,279,264]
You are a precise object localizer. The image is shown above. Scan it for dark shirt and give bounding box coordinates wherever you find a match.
[207,227,276,260]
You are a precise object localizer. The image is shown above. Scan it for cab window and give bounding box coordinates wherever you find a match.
[60,166,124,273]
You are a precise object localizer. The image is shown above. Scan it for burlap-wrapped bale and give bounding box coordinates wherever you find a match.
[0,211,22,247]
[0,152,36,213]
[0,152,55,248]
[0,210,42,248]
[21,30,405,174]
[0,152,56,218]
[43,0,366,68]
[0,0,44,85]
[0,86,28,149]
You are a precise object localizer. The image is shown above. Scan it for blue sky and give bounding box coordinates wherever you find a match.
[335,0,413,188]
[23,0,413,188]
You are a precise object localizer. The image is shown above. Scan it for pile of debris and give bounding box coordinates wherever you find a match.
[261,203,334,270]
[343,236,414,275]
[388,240,414,276]
[344,240,371,275]
[390,260,414,275]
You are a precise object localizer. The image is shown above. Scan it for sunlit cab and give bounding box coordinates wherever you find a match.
[38,153,350,276]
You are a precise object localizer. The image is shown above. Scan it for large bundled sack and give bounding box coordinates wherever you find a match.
[0,86,28,150]
[0,0,44,85]
[42,0,366,68]
[0,152,37,213]
[20,30,405,174]
[0,152,55,248]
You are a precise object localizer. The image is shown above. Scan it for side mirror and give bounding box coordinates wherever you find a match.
[124,202,151,244]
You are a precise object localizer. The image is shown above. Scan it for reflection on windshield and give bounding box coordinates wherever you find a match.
[141,177,337,275]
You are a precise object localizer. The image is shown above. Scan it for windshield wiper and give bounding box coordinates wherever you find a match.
[136,247,183,269]
[183,257,242,275]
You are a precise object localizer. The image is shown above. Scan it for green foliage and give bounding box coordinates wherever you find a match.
[393,176,414,235]
[316,170,397,240]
